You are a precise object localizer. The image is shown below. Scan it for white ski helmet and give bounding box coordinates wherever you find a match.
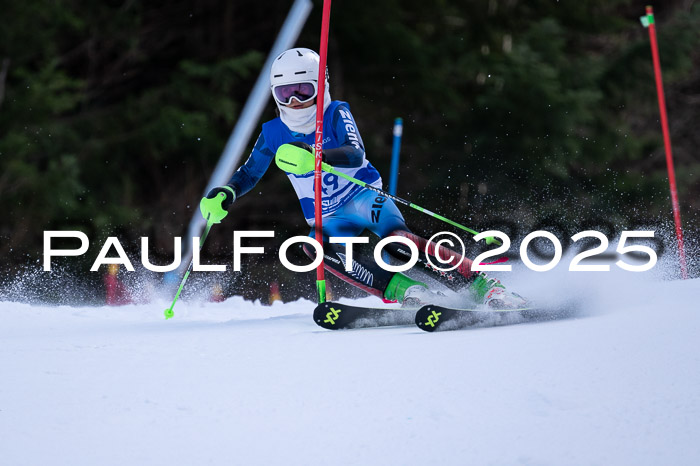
[269,47,332,133]
[270,47,329,105]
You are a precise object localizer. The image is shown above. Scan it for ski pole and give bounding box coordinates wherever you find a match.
[164,191,231,319]
[164,216,214,319]
[275,150,500,245]
[326,165,500,245]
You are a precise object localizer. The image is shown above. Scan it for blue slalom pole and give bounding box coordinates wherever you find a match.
[388,117,403,195]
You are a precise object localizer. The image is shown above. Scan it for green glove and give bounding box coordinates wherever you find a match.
[200,185,236,223]
[275,141,316,175]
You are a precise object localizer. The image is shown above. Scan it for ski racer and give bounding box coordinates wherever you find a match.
[202,47,526,308]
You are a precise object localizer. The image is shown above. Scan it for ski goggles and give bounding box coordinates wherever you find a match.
[272,81,317,105]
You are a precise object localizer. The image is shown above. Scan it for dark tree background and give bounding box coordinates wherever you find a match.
[1,0,698,302]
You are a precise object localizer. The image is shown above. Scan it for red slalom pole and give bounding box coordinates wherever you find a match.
[314,0,332,302]
[641,6,688,279]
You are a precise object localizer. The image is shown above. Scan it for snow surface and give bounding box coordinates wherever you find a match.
[1,268,699,466]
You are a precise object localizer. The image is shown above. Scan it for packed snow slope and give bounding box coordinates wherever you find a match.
[1,269,699,466]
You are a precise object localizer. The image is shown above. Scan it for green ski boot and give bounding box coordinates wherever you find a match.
[384,273,447,307]
[469,272,528,309]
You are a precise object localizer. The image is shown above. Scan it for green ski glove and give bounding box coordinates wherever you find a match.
[275,141,317,175]
[200,185,236,223]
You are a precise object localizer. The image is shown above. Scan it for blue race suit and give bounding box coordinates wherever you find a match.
[229,101,396,226]
[228,101,475,298]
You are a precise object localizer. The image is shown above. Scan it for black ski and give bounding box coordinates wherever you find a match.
[414,304,528,332]
[313,301,416,330]
[415,304,578,332]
